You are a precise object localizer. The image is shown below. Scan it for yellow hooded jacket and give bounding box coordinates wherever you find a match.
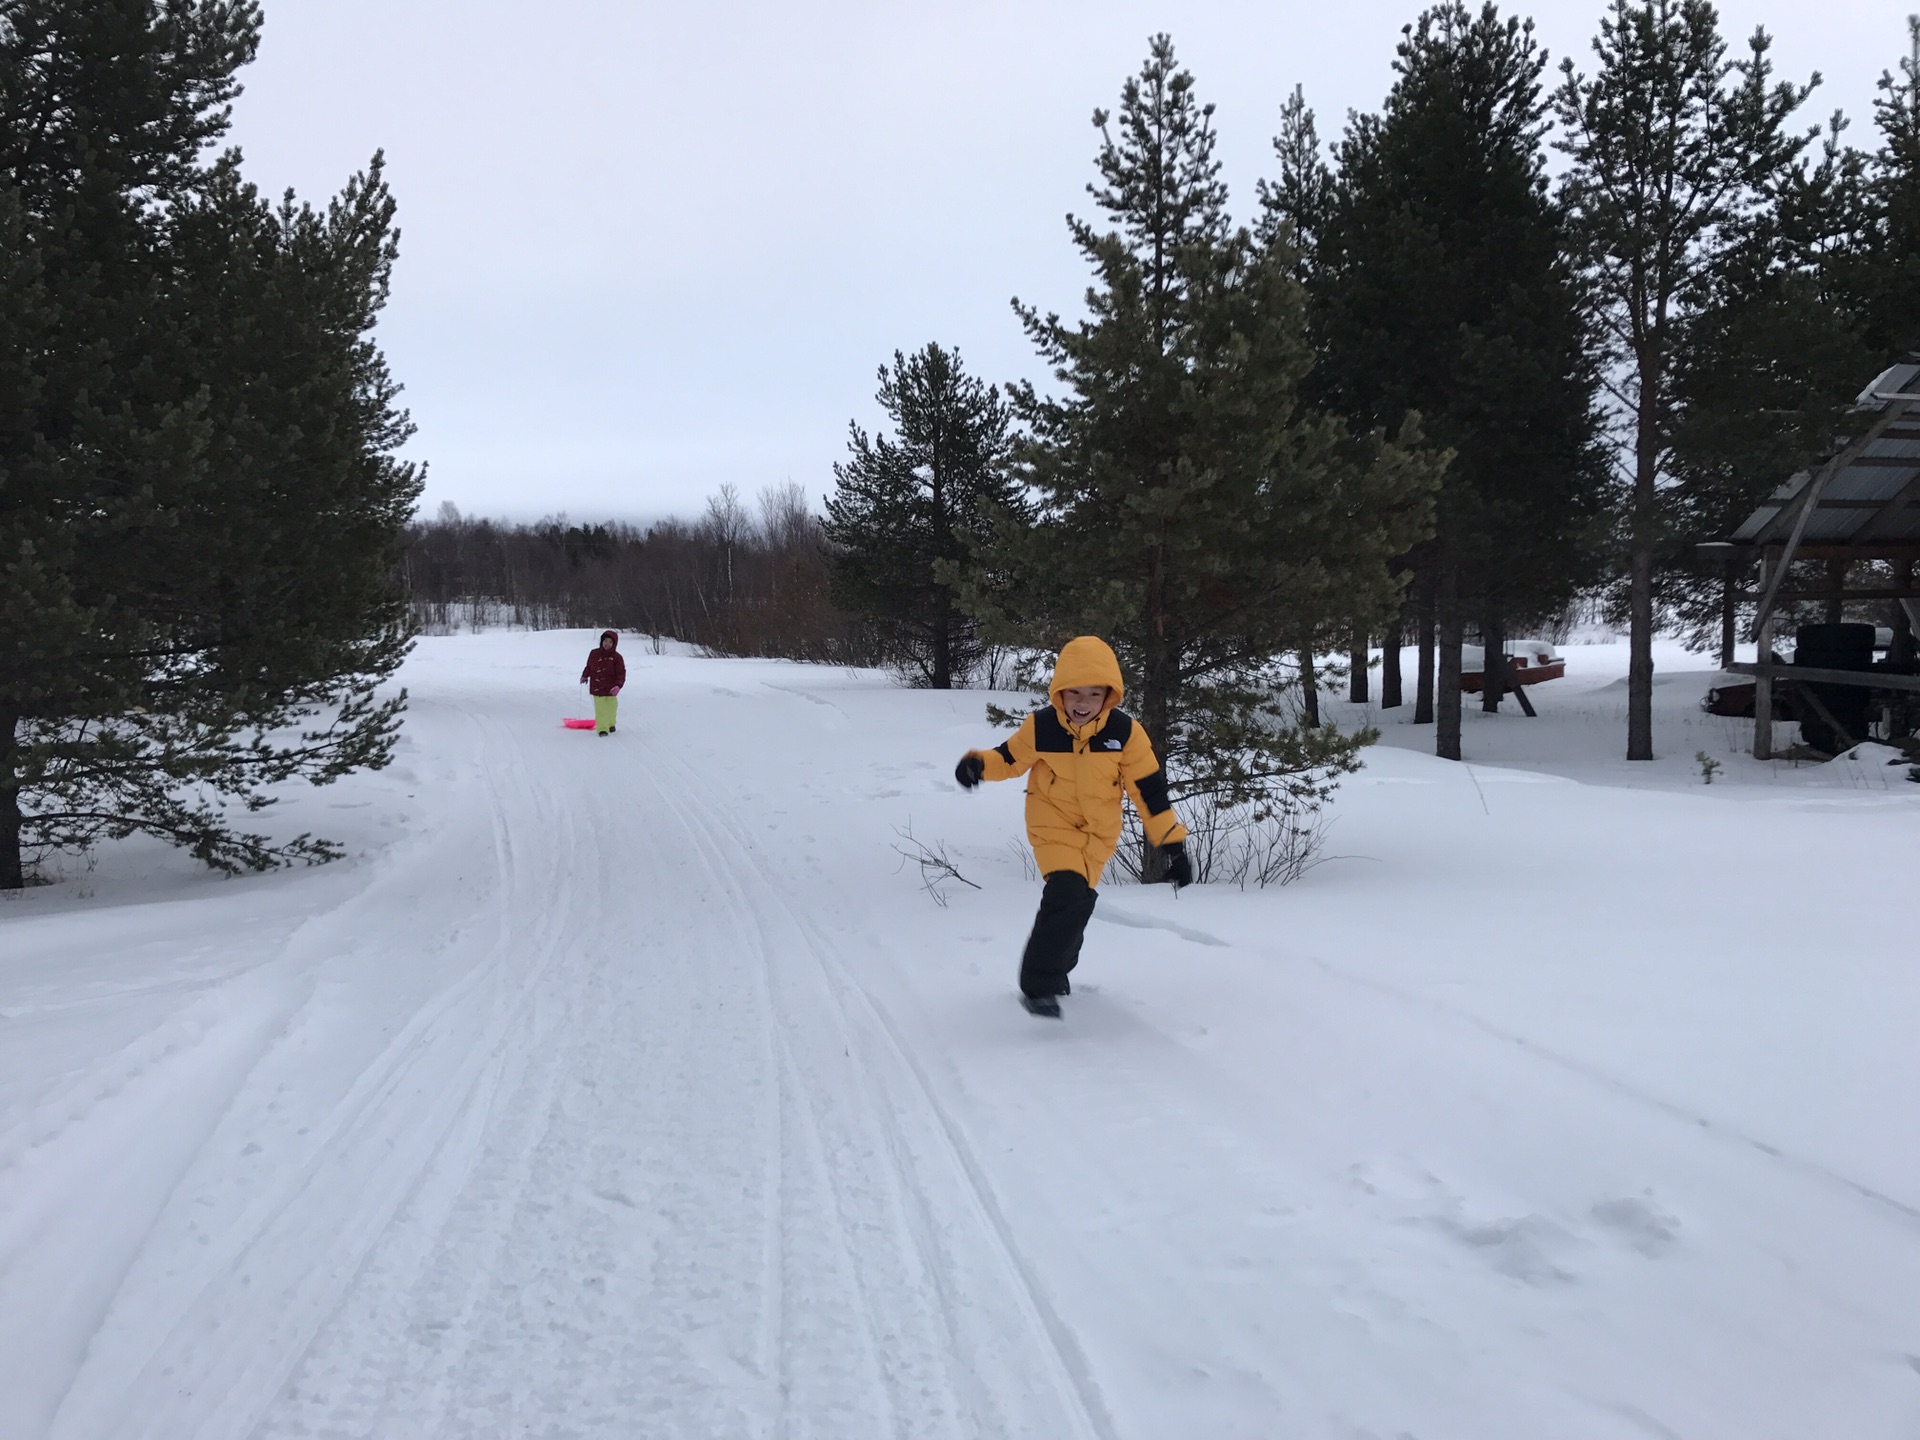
[966,636,1188,886]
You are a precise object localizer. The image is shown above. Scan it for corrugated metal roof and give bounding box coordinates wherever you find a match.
[1861,360,1920,402]
[1728,356,1920,548]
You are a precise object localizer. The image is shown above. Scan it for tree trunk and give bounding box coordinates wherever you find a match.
[1299,644,1320,728]
[1824,559,1846,624]
[1348,628,1368,703]
[1719,556,1737,669]
[1,707,23,891]
[1436,560,1463,761]
[930,442,953,688]
[1381,599,1404,709]
[1481,613,1505,714]
[1627,388,1658,761]
[1414,573,1436,725]
[1139,542,1175,883]
[1894,580,1917,741]
[931,583,953,689]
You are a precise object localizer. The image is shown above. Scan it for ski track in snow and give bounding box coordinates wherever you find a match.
[650,748,1119,1440]
[4,634,1920,1440]
[12,680,1104,1440]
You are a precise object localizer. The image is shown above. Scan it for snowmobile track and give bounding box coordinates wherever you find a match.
[649,751,1119,1440]
[52,708,590,1440]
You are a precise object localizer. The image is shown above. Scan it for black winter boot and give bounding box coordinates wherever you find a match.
[1021,994,1063,1019]
[1020,871,1097,1001]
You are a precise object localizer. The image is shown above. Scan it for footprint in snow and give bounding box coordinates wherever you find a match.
[1589,1194,1682,1257]
[1432,1210,1581,1286]
[1095,904,1229,947]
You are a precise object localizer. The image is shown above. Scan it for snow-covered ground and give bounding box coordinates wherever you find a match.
[3,631,1917,1440]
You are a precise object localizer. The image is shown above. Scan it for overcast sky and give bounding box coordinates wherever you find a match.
[225,1,1908,525]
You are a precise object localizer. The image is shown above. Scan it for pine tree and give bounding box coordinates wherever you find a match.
[963,36,1438,871]
[1261,83,1402,709]
[1555,0,1814,760]
[823,344,1018,687]
[0,0,420,887]
[1858,15,1920,360]
[1304,4,1607,761]
[1665,113,1878,659]
[1257,86,1333,283]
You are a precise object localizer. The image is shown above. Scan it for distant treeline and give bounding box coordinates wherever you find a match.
[402,484,883,665]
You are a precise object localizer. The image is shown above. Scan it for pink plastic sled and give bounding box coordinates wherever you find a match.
[562,718,598,730]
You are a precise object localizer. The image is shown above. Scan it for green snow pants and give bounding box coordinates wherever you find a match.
[593,694,618,734]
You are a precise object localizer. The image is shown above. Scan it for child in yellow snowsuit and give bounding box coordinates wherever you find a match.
[955,636,1191,1017]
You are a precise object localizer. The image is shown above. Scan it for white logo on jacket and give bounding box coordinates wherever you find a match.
[1102,738,1123,749]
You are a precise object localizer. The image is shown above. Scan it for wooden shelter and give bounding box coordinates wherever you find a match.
[1698,356,1920,759]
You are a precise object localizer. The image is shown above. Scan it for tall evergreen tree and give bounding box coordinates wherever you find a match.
[1554,0,1814,760]
[823,344,1018,687]
[1665,113,1878,658]
[1257,86,1333,283]
[963,36,1438,871]
[0,0,420,887]
[1857,15,1920,360]
[1302,3,1607,760]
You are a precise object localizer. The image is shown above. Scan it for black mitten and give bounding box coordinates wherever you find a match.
[1163,842,1194,889]
[954,754,986,789]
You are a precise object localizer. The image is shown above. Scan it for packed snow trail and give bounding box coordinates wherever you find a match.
[4,633,1920,1439]
[21,681,1109,1440]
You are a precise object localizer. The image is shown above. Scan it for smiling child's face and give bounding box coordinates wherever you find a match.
[1061,684,1109,726]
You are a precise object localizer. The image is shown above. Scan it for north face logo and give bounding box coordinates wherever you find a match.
[1102,738,1123,750]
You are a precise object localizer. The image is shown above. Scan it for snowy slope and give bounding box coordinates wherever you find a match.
[3,632,1918,1440]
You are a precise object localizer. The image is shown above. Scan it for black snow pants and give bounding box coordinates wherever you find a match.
[1019,870,1099,999]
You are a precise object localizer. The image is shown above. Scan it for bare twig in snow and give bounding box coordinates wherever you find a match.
[891,822,982,908]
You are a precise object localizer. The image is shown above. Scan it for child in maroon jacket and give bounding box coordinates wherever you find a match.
[580,630,625,735]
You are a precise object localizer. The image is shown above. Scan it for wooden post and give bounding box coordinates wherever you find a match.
[1896,569,1917,741]
[1896,562,1918,668]
[1753,550,1775,760]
